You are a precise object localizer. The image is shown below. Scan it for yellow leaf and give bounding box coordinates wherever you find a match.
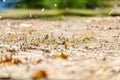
[83,35,91,39]
[55,53,61,57]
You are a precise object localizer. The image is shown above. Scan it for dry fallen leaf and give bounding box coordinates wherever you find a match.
[89,31,95,35]
[7,61,14,66]
[34,40,40,46]
[14,59,22,65]
[53,44,58,50]
[32,70,47,80]
[96,68,106,75]
[3,56,12,62]
[3,56,14,66]
[8,34,16,41]
[55,52,68,59]
[28,29,33,35]
[0,58,2,63]
[63,41,68,49]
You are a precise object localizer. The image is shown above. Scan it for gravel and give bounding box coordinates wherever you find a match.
[0,17,120,80]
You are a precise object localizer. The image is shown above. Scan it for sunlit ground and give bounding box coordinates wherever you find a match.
[0,0,120,80]
[0,16,120,80]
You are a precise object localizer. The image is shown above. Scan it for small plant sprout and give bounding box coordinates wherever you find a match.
[49,36,55,43]
[44,34,49,40]
[41,34,49,43]
[59,36,66,43]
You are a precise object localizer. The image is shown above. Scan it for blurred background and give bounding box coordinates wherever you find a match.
[0,0,120,18]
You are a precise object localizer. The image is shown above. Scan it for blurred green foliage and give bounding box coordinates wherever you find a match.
[17,0,114,9]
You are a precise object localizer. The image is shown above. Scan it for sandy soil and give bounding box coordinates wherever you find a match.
[0,17,120,80]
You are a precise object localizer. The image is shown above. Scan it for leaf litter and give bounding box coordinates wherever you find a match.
[0,17,120,80]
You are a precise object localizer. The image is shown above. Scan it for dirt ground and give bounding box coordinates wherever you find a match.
[0,17,120,80]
